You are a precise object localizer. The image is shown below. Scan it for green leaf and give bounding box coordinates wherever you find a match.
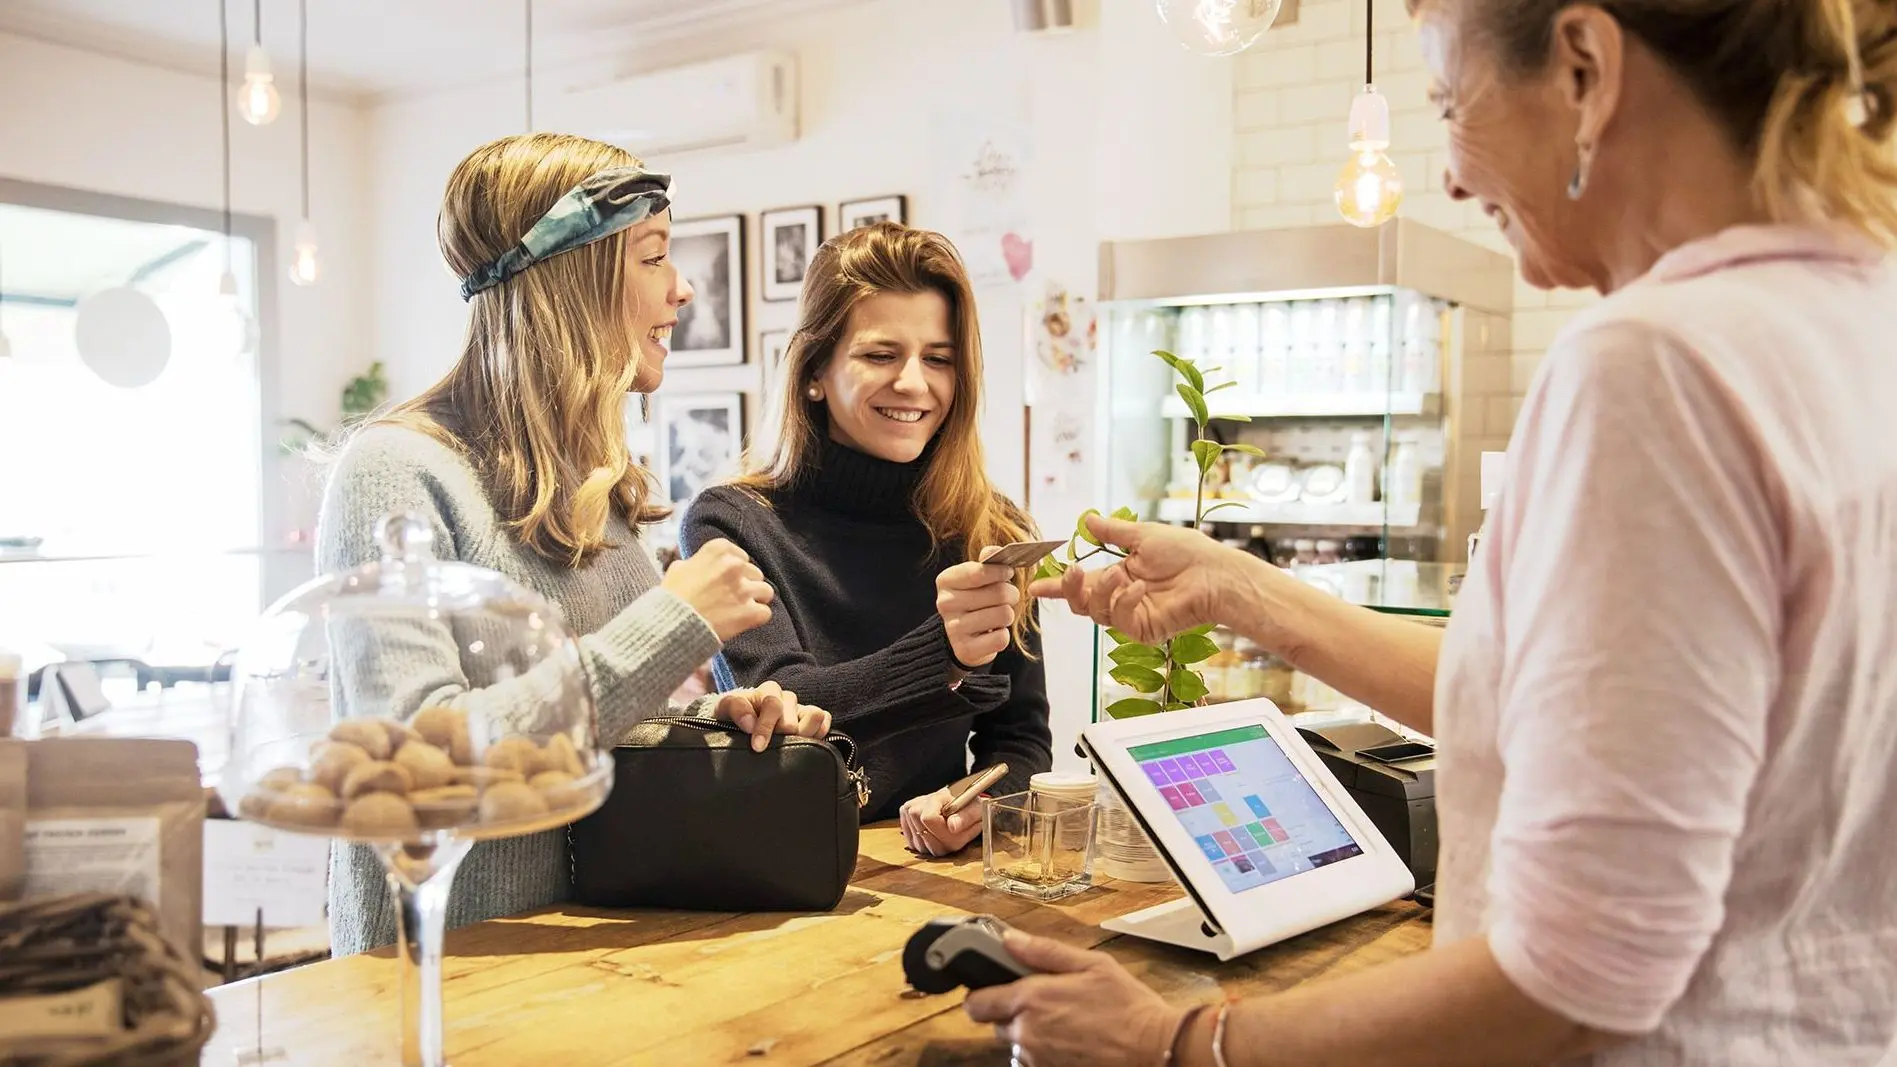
[1184,623,1217,637]
[1074,508,1104,546]
[1108,643,1167,668]
[1106,698,1165,719]
[1164,701,1195,713]
[1110,664,1167,694]
[1200,501,1247,520]
[1224,443,1267,458]
[1033,558,1068,583]
[1111,505,1139,522]
[1190,438,1224,479]
[1221,413,1252,423]
[1172,633,1220,665]
[1205,380,1238,394]
[1169,667,1210,704]
[1154,349,1205,393]
[1106,627,1137,645]
[1176,384,1210,426]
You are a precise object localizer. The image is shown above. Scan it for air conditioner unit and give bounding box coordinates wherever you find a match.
[545,51,799,158]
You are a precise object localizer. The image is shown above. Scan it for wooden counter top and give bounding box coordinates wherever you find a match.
[202,826,1431,1066]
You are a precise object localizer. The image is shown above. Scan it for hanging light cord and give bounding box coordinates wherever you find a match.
[1364,0,1374,85]
[253,0,262,47]
[220,0,234,274]
[524,0,535,130]
[298,0,309,221]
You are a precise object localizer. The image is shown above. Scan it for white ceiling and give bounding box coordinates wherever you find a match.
[0,0,870,101]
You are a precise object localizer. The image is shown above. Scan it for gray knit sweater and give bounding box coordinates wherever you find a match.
[315,425,721,956]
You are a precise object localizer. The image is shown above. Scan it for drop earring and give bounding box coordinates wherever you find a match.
[1567,141,1593,201]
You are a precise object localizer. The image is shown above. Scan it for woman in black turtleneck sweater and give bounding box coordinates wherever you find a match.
[680,222,1051,857]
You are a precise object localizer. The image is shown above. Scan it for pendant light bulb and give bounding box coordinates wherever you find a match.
[239,43,282,125]
[1334,85,1404,228]
[289,220,321,286]
[1154,0,1282,56]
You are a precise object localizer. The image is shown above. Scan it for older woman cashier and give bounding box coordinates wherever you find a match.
[963,0,1897,1065]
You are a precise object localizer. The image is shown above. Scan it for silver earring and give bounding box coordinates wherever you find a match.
[1567,142,1593,201]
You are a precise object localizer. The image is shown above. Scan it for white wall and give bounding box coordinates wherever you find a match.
[366,0,1236,762]
[1227,0,1598,435]
[0,30,376,552]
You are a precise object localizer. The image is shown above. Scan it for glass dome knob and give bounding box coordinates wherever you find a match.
[375,512,434,562]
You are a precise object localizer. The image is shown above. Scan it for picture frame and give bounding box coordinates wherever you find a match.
[760,205,823,302]
[656,391,748,507]
[668,214,746,367]
[758,328,792,400]
[838,194,909,233]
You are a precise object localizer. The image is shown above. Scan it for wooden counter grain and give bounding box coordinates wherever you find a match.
[202,826,1431,1066]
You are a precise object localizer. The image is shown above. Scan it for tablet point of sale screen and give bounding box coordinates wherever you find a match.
[1131,725,1363,894]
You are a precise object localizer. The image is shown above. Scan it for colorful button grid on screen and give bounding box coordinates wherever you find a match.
[1159,758,1188,781]
[1177,782,1205,806]
[1159,785,1188,811]
[1196,779,1223,802]
[1231,853,1257,874]
[1264,817,1286,837]
[1213,831,1244,856]
[1244,795,1270,819]
[1211,750,1237,773]
[1193,753,1221,776]
[1246,824,1273,848]
[1213,802,1241,827]
[1197,835,1225,862]
[1143,762,1169,787]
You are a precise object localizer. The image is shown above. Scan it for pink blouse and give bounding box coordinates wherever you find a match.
[1435,224,1897,1064]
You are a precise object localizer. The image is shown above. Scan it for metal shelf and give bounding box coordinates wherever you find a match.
[1159,391,1436,420]
[1153,498,1422,528]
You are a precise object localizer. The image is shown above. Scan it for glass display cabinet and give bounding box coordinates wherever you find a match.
[1086,219,1513,724]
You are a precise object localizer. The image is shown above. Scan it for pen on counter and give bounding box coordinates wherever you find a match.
[942,763,1009,817]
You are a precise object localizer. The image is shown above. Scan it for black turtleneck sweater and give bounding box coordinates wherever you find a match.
[678,439,1052,821]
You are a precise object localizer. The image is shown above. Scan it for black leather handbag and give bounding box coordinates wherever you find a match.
[569,717,870,912]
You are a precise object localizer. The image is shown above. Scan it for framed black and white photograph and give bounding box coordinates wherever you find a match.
[758,328,792,399]
[656,392,747,506]
[760,205,822,302]
[668,215,746,367]
[838,194,908,233]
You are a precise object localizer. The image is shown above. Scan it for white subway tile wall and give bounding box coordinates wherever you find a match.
[1230,0,1603,441]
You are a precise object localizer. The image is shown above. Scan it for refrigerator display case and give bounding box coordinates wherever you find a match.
[1086,219,1513,722]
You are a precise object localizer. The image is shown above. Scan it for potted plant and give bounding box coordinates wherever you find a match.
[1036,349,1264,879]
[1037,348,1261,715]
[280,361,389,453]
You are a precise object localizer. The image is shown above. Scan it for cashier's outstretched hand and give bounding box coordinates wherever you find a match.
[963,930,1184,1067]
[714,680,832,752]
[1029,516,1236,644]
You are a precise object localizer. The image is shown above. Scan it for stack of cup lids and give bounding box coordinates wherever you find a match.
[1028,772,1097,805]
[1094,782,1176,883]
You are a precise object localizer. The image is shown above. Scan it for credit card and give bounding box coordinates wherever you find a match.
[979,539,1069,569]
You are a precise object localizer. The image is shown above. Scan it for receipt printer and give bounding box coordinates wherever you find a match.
[1296,722,1437,889]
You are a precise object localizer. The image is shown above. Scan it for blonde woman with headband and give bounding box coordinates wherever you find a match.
[965,1,1897,1064]
[681,223,1052,856]
[317,133,830,955]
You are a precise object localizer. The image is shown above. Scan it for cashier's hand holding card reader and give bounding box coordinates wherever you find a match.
[902,699,1415,1030]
